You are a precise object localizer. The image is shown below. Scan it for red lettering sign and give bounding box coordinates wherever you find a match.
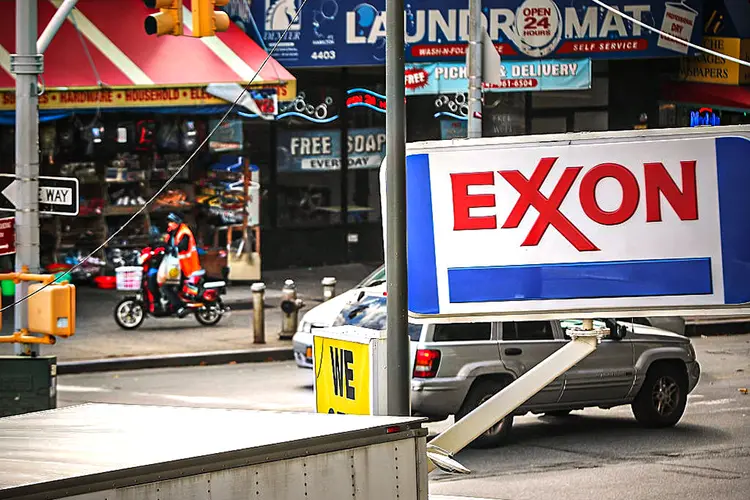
[450,157,699,251]
[451,172,496,231]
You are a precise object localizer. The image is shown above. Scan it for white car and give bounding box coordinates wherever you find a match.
[292,265,385,368]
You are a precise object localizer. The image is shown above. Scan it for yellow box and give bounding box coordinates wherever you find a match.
[27,283,76,337]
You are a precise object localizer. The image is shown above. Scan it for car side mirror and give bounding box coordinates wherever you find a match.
[609,324,628,341]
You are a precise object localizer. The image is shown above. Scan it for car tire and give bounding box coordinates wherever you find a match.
[456,379,514,449]
[631,363,688,428]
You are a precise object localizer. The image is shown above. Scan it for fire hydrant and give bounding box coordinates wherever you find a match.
[280,279,304,339]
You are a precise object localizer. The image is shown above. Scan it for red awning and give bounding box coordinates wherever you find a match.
[662,81,750,111]
[0,0,294,94]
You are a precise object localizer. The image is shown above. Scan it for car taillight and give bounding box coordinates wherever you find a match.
[413,349,441,378]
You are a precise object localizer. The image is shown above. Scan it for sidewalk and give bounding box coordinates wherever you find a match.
[0,263,377,368]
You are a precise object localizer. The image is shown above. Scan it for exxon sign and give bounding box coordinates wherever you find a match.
[400,126,750,323]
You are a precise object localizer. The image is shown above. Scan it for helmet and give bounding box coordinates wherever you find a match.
[167,212,183,224]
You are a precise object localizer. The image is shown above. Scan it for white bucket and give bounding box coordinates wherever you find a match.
[657,1,698,55]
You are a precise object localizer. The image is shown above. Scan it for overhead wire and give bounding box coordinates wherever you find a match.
[0,0,310,314]
[590,0,750,68]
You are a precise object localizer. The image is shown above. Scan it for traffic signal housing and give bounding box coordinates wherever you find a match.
[144,0,183,36]
[191,0,230,38]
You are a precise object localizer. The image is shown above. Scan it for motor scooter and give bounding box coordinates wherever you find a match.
[113,245,230,330]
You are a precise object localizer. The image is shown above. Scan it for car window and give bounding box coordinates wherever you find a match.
[334,294,422,341]
[408,323,422,341]
[503,321,554,341]
[334,295,387,329]
[433,323,491,342]
[356,265,386,288]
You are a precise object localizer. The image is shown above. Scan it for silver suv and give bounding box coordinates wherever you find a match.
[331,294,701,448]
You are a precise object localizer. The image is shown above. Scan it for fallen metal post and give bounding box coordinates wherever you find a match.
[426,328,607,474]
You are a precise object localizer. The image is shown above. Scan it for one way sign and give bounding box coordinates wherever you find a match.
[0,174,79,216]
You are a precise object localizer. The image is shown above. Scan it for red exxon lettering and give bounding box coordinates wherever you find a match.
[451,172,497,230]
[450,157,699,251]
[499,158,597,251]
[644,161,698,222]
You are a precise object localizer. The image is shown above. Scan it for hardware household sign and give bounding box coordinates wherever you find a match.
[403,128,750,321]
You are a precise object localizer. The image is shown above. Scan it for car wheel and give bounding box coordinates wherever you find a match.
[545,410,572,417]
[456,379,514,449]
[632,363,688,428]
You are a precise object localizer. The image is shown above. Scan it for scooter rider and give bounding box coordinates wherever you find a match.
[163,213,202,318]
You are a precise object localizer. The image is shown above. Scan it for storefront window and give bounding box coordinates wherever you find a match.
[274,78,343,228]
[659,104,750,128]
[346,69,386,225]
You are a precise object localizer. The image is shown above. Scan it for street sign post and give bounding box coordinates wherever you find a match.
[0,175,79,216]
[402,125,750,322]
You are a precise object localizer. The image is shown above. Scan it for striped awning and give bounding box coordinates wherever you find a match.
[0,0,295,108]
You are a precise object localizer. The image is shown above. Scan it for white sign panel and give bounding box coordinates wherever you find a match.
[399,126,750,322]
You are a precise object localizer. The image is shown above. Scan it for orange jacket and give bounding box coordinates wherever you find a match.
[167,223,201,277]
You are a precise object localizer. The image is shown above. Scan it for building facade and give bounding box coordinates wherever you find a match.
[231,0,729,269]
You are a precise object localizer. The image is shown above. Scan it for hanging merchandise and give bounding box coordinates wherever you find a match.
[57,119,78,157]
[40,125,57,164]
[156,119,181,152]
[180,119,198,151]
[135,119,156,151]
[79,118,106,158]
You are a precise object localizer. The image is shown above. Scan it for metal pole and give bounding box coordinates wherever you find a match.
[251,282,266,344]
[467,0,482,138]
[385,0,410,416]
[13,0,42,356]
[37,0,79,54]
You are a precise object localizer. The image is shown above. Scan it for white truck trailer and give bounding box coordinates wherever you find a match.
[0,403,428,500]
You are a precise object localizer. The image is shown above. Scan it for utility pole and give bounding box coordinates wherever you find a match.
[11,0,42,356]
[385,0,410,416]
[467,0,482,138]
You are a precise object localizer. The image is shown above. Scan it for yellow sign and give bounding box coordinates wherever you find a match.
[0,81,296,111]
[314,335,370,415]
[680,37,750,85]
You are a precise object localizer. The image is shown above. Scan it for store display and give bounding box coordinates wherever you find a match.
[2,113,261,285]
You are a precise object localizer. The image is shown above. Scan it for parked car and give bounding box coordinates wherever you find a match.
[292,265,385,368]
[323,292,701,448]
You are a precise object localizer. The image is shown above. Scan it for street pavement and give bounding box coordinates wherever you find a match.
[56,334,750,499]
[0,263,376,361]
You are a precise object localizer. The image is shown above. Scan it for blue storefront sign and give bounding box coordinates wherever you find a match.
[277,127,386,172]
[241,0,704,67]
[405,59,591,95]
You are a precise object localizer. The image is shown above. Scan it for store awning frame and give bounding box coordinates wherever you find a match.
[0,0,295,108]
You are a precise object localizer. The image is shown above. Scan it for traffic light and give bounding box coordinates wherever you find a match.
[144,0,183,36]
[191,0,230,38]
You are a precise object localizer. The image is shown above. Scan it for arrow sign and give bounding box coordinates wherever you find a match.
[0,175,79,216]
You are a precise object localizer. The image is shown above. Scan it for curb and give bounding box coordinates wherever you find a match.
[57,347,294,375]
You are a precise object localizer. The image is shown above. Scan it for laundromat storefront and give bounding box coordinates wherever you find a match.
[0,0,295,280]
